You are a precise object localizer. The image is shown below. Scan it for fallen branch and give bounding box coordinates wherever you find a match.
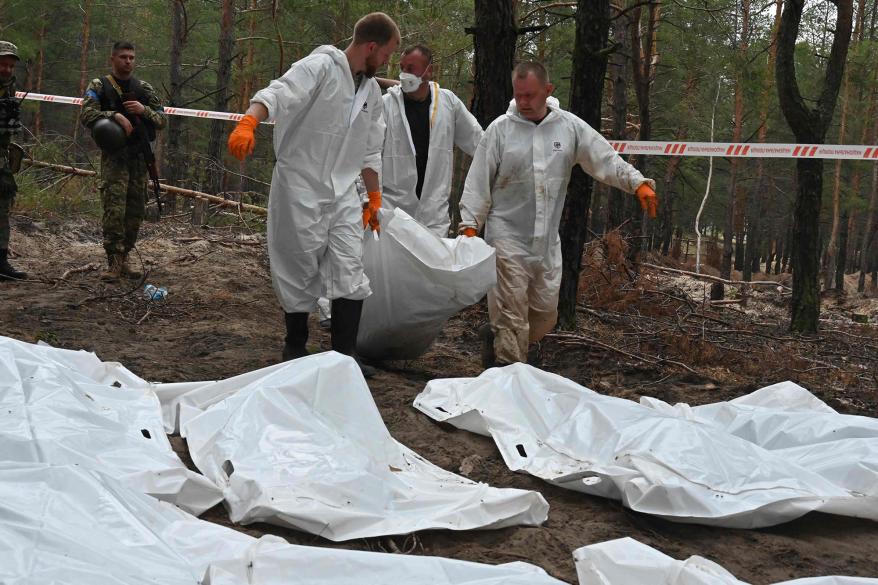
[59,262,100,281]
[545,332,701,376]
[23,158,267,216]
[642,262,791,290]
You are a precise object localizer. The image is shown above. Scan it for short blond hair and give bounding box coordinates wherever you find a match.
[352,12,400,46]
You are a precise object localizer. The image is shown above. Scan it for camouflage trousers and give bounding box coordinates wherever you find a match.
[100,150,147,256]
[0,189,12,250]
[0,155,15,250]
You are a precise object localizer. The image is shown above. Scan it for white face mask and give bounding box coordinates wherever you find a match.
[399,71,423,93]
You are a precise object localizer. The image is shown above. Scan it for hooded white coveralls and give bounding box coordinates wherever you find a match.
[459,101,653,364]
[381,83,483,236]
[252,45,385,313]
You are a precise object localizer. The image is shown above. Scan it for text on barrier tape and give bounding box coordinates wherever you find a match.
[608,141,878,160]
[15,92,878,158]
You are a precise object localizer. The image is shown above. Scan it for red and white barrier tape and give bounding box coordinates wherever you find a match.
[15,92,878,158]
[15,91,271,124]
[608,141,878,160]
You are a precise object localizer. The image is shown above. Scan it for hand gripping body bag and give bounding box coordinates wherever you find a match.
[357,208,496,360]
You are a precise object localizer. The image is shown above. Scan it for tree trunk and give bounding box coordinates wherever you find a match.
[607,1,631,230]
[825,0,865,288]
[776,0,853,332]
[627,1,660,261]
[659,70,696,255]
[835,208,850,290]
[859,154,878,291]
[238,0,259,193]
[557,0,611,329]
[724,0,750,279]
[166,0,187,213]
[72,0,93,151]
[206,0,236,200]
[470,0,517,128]
[742,0,783,281]
[33,16,47,136]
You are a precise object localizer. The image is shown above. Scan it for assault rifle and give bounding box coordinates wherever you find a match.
[121,91,162,216]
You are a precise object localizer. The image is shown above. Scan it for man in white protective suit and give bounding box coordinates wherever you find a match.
[380,44,483,236]
[227,13,400,376]
[459,62,658,367]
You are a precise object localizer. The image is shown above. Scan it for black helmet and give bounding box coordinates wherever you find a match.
[91,118,127,151]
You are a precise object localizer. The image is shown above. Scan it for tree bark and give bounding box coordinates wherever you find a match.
[166,0,188,213]
[557,0,611,329]
[659,70,696,255]
[745,0,783,282]
[33,16,47,136]
[72,0,93,150]
[607,1,631,230]
[627,1,660,260]
[724,0,750,279]
[776,0,854,332]
[470,0,518,128]
[206,0,236,200]
[859,150,878,291]
[825,0,865,288]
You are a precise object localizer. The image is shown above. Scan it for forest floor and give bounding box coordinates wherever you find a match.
[2,212,878,584]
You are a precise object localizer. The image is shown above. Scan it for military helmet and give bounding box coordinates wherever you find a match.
[91,118,127,151]
[0,42,19,61]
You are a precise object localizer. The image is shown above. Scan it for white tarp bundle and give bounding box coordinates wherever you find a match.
[0,336,222,515]
[574,537,878,585]
[0,463,568,585]
[414,364,878,528]
[161,351,549,541]
[357,207,496,360]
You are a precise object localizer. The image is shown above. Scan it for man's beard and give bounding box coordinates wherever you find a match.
[363,55,380,78]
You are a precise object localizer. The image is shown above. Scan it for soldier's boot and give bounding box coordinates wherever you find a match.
[100,253,123,281]
[281,312,310,362]
[0,249,26,280]
[479,323,496,369]
[121,253,142,280]
[330,298,376,378]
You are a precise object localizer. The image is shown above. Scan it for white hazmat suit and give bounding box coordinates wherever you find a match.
[252,45,385,313]
[381,82,483,236]
[459,99,653,364]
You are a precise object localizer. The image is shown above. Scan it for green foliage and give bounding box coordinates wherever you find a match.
[0,0,874,244]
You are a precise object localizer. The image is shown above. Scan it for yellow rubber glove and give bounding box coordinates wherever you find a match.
[227,114,259,161]
[363,191,381,232]
[461,227,477,237]
[635,183,658,219]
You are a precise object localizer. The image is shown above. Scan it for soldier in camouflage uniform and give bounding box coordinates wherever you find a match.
[80,41,165,281]
[0,41,26,281]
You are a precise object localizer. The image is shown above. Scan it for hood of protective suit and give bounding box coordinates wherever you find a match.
[312,44,351,75]
[506,96,561,117]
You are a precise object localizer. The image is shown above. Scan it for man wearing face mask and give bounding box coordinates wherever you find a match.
[381,45,483,237]
[459,62,657,368]
[227,13,399,376]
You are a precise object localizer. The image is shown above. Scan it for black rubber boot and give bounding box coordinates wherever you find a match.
[479,323,496,369]
[0,248,26,280]
[281,312,310,361]
[331,298,376,378]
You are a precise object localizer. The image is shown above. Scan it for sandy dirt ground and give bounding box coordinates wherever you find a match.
[2,215,877,584]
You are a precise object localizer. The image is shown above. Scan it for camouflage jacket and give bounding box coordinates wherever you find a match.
[0,77,16,155]
[79,75,166,132]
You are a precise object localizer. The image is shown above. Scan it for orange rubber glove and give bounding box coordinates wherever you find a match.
[363,191,381,232]
[635,183,658,219]
[227,114,259,161]
[461,227,477,237]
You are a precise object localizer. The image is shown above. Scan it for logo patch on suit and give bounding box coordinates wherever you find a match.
[362,102,368,112]
[553,141,562,151]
